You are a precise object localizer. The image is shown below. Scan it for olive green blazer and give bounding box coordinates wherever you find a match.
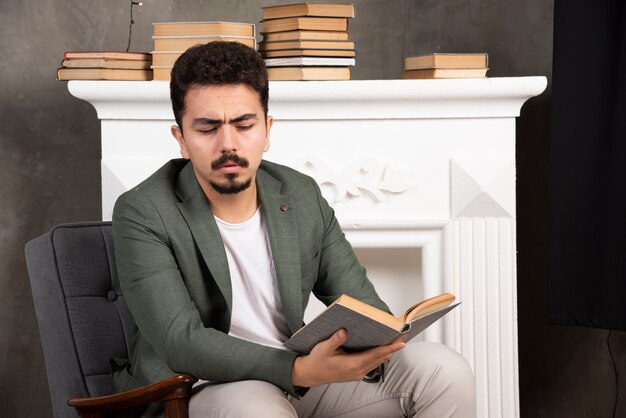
[111,159,388,415]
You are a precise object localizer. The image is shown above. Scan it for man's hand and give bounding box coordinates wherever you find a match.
[291,329,406,388]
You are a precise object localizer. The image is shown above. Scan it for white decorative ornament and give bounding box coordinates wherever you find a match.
[298,156,412,203]
[451,157,516,218]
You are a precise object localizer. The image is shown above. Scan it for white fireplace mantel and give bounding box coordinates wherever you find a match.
[69,77,547,418]
[70,78,541,120]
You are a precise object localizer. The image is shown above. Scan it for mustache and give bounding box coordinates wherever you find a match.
[211,153,250,170]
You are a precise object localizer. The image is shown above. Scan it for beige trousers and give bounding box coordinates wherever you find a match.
[189,342,476,418]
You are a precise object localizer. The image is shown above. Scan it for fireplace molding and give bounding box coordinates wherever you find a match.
[69,78,542,120]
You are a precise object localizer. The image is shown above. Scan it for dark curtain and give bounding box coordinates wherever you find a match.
[549,0,626,329]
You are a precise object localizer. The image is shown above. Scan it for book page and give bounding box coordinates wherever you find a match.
[336,294,403,330]
[402,303,460,342]
[402,293,455,323]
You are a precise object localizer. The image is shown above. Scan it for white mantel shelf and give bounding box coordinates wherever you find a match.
[69,77,547,418]
[69,77,546,120]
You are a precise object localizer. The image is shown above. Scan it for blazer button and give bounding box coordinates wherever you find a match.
[280,204,289,212]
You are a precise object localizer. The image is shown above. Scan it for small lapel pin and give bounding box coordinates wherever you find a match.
[280,204,289,212]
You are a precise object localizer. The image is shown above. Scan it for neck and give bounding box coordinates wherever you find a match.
[203,179,260,223]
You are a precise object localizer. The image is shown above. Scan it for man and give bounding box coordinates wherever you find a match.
[112,41,476,418]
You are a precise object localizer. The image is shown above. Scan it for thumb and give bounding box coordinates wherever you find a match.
[322,328,348,352]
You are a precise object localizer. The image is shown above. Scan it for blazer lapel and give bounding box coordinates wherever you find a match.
[257,170,303,335]
[174,162,233,315]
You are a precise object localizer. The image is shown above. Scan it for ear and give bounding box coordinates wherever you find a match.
[171,125,190,159]
[263,115,273,153]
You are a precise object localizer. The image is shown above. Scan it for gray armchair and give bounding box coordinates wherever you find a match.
[25,222,196,418]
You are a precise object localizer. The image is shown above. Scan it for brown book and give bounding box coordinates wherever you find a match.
[404,53,489,70]
[61,58,151,70]
[153,36,256,51]
[262,49,356,58]
[260,17,348,33]
[63,51,151,61]
[151,52,182,67]
[267,66,351,81]
[259,40,355,51]
[402,68,488,79]
[285,293,458,353]
[152,21,255,37]
[152,67,173,81]
[56,68,152,81]
[262,30,350,42]
[262,2,355,19]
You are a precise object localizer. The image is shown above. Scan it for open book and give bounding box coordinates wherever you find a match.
[284,293,459,354]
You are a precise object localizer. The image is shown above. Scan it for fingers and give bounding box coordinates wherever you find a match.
[370,337,406,358]
[295,330,408,387]
[354,339,406,370]
[344,339,406,373]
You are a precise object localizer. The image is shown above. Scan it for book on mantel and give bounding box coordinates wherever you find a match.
[150,20,256,81]
[402,53,489,79]
[56,67,152,81]
[260,16,348,33]
[404,53,489,70]
[152,21,255,37]
[63,51,151,61]
[259,3,356,81]
[402,68,488,79]
[285,293,459,354]
[61,58,151,70]
[264,56,355,67]
[262,30,350,42]
[262,2,355,20]
[152,36,256,51]
[57,51,152,81]
[262,49,356,58]
[259,40,355,51]
[267,66,351,81]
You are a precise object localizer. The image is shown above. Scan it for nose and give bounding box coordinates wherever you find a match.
[218,125,238,153]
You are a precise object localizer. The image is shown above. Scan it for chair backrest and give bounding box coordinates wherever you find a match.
[25,222,134,418]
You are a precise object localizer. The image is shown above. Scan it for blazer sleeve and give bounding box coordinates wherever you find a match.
[112,191,302,396]
[304,178,393,381]
[307,177,392,315]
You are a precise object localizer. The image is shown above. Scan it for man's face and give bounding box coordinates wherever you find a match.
[171,83,272,196]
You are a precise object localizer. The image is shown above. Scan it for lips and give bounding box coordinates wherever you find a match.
[219,162,242,173]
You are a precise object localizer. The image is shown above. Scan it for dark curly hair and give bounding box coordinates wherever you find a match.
[170,41,269,131]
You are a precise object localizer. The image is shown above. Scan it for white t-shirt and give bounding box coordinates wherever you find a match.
[214,207,291,349]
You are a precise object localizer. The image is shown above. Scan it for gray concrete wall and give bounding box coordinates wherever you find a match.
[1,0,623,417]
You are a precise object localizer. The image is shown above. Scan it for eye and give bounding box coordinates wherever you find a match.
[198,127,217,134]
[236,124,254,131]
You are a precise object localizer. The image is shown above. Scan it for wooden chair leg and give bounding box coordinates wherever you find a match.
[165,397,190,418]
[74,410,105,418]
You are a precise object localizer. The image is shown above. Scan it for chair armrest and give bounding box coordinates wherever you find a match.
[68,374,197,417]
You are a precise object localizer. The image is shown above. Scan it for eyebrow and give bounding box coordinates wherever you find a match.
[192,113,258,126]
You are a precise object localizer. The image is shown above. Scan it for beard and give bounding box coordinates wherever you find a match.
[209,174,252,195]
[209,152,252,195]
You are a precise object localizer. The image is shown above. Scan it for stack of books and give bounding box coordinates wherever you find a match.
[258,2,356,81]
[402,53,489,79]
[151,21,256,81]
[56,51,152,81]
